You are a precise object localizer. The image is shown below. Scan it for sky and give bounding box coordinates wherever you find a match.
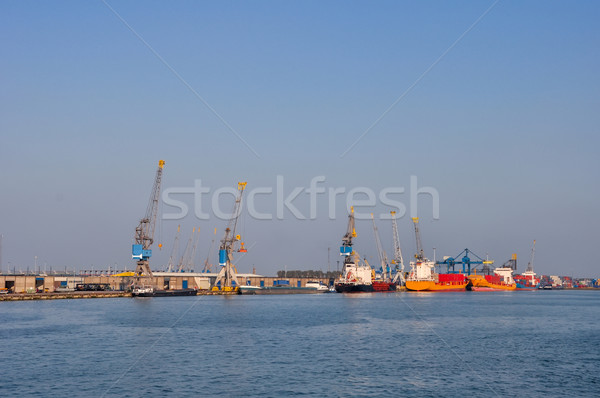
[1,0,599,277]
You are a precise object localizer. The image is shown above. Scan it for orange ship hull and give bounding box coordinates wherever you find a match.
[467,274,516,291]
[405,280,468,292]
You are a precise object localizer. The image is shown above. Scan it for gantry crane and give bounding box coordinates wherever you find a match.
[213,182,247,291]
[371,214,390,280]
[391,211,405,284]
[132,160,165,284]
[412,217,425,261]
[436,248,494,275]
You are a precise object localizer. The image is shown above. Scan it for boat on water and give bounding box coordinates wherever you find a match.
[515,270,540,290]
[514,240,540,290]
[335,254,379,293]
[405,218,469,292]
[238,280,329,295]
[334,208,396,293]
[306,281,330,292]
[405,260,469,291]
[132,286,197,297]
[466,268,516,291]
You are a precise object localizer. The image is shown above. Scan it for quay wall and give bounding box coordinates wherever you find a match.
[0,275,330,293]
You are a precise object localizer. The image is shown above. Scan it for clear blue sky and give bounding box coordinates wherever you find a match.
[1,1,599,276]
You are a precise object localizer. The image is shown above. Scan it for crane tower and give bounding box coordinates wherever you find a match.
[391,211,405,284]
[132,160,165,285]
[213,182,247,291]
[526,240,536,273]
[370,213,390,280]
[412,217,425,261]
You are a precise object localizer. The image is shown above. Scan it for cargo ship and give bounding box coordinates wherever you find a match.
[405,260,469,291]
[334,208,397,293]
[514,270,540,290]
[404,218,469,292]
[335,252,377,293]
[238,280,329,295]
[466,268,516,291]
[131,286,198,297]
[514,240,540,290]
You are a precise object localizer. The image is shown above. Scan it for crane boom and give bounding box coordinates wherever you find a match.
[177,227,196,272]
[132,160,165,280]
[203,227,217,273]
[166,224,181,272]
[412,217,425,261]
[526,240,536,272]
[371,214,389,278]
[187,227,201,271]
[391,211,405,283]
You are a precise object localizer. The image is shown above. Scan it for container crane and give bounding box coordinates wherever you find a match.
[370,214,390,280]
[412,217,425,261]
[132,160,165,283]
[526,240,536,273]
[391,211,405,284]
[213,182,247,291]
[436,248,493,275]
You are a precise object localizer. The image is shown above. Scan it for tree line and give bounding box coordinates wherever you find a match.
[276,270,341,279]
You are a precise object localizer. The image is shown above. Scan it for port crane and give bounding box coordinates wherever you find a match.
[132,160,165,283]
[177,227,200,272]
[500,253,517,271]
[412,217,426,261]
[213,182,247,291]
[526,240,536,273]
[370,214,391,280]
[166,225,181,272]
[391,211,405,284]
[436,248,494,275]
[340,207,357,266]
[203,227,218,273]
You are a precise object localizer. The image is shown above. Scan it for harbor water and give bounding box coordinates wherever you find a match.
[1,290,599,397]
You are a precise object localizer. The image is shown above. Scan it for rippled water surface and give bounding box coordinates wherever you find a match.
[1,290,599,397]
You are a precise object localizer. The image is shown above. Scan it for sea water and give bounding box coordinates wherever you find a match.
[1,290,598,397]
